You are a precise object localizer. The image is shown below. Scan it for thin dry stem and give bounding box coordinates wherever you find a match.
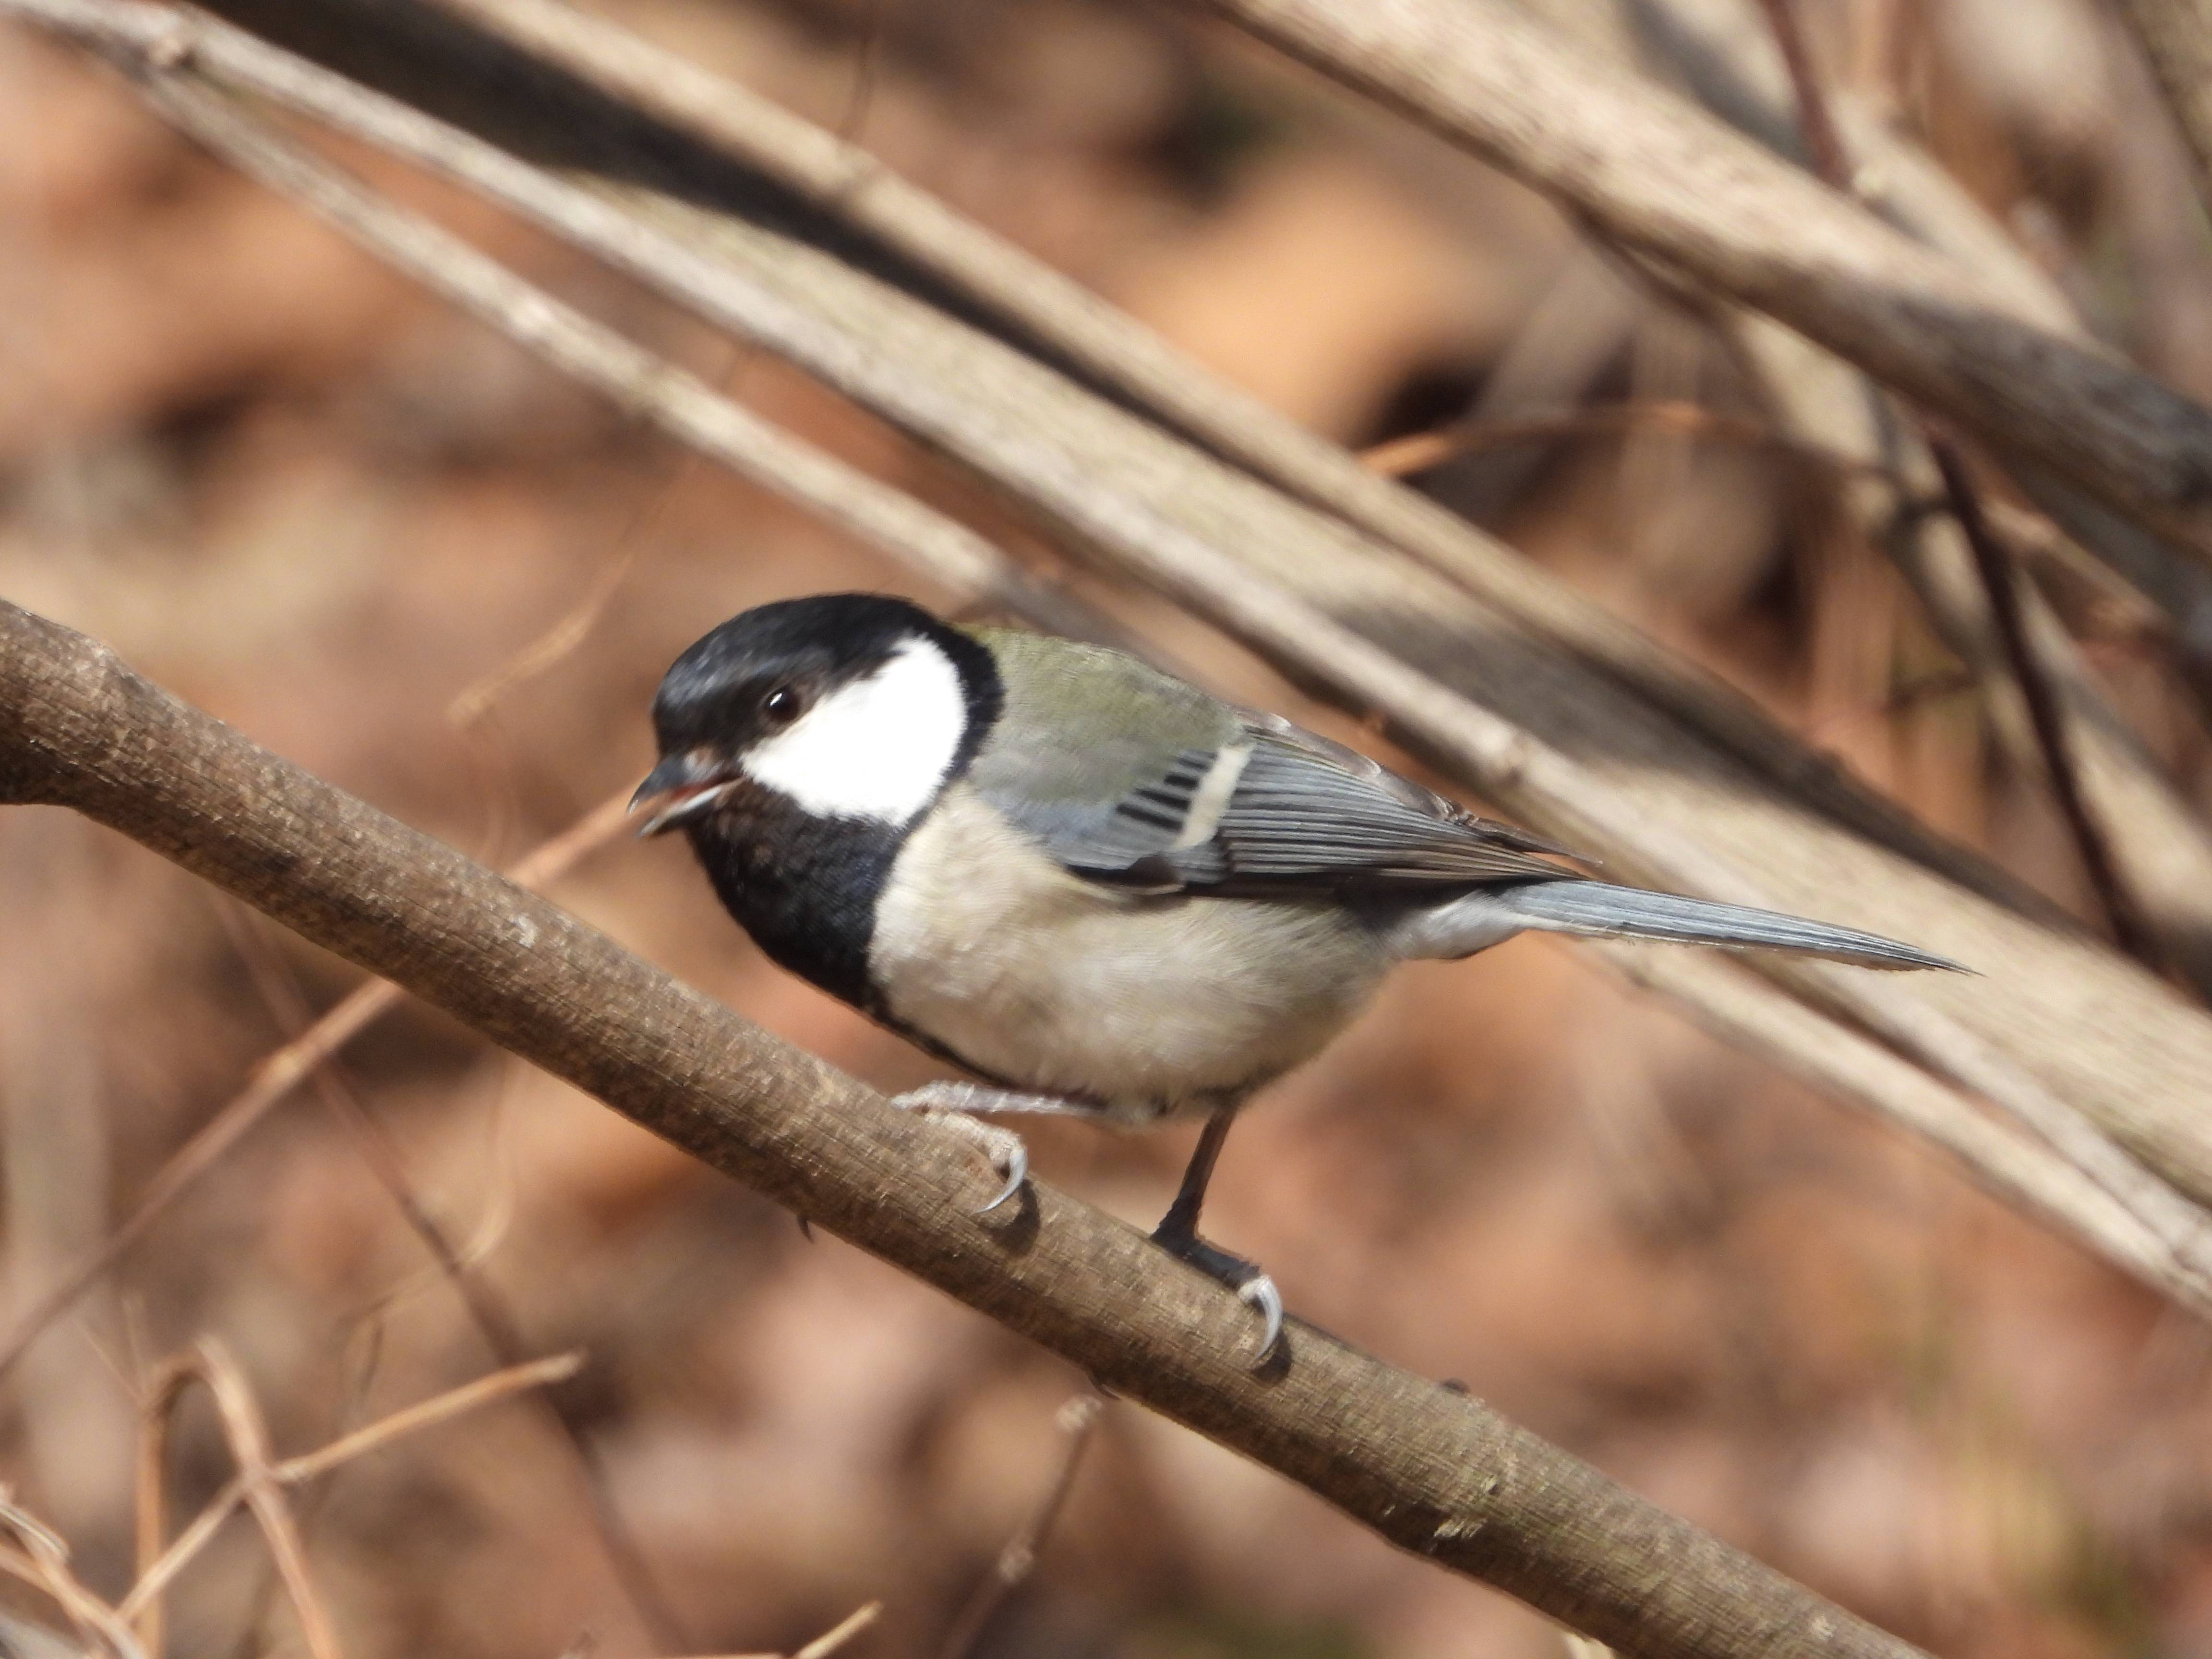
[1748,0,2166,971]
[0,1498,146,1659]
[935,1393,1104,1659]
[0,788,632,1387]
[142,1343,345,1659]
[127,1347,581,1641]
[215,902,689,1649]
[701,1601,884,1659]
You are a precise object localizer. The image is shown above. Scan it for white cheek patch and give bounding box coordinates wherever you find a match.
[742,636,969,823]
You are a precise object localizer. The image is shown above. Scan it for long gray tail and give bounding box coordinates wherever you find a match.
[1397,879,1962,970]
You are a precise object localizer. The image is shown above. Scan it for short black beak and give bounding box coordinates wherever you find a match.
[629,752,739,837]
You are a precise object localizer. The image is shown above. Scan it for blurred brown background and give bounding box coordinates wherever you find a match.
[5,0,2212,1655]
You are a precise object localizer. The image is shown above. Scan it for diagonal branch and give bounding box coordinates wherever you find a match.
[1184,0,2212,578]
[0,599,1932,1659]
[1744,0,2168,973]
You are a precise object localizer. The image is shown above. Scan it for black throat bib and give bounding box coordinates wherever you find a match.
[684,784,903,1014]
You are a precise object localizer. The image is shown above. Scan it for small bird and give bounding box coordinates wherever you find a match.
[633,593,1957,1360]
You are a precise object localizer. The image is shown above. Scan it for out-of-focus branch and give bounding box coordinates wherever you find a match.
[1743,0,2169,974]
[1185,0,2212,578]
[936,1393,1104,1659]
[0,793,634,1387]
[26,12,2212,1342]
[0,600,1936,1659]
[130,1347,577,1654]
[123,0,2048,916]
[2112,0,2212,226]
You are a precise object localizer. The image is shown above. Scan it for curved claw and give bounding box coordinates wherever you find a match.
[1238,1273,1285,1365]
[975,1138,1027,1214]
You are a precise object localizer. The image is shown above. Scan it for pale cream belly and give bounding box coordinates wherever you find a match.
[867,789,1393,1124]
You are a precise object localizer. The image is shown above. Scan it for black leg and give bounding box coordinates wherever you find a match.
[1150,1106,1283,1365]
[1154,1104,1238,1246]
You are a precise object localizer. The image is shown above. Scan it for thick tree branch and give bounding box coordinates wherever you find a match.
[0,599,1929,1659]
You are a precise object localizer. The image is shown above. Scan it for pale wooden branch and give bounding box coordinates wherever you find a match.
[127,0,2048,916]
[17,10,2212,1355]
[0,601,1939,1659]
[1186,0,2212,573]
[2112,0,2212,227]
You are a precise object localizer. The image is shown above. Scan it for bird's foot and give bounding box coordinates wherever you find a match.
[890,1085,1033,1213]
[1152,1220,1284,1368]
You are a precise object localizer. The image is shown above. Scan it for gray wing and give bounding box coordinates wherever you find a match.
[964,625,1582,895]
[970,707,1580,896]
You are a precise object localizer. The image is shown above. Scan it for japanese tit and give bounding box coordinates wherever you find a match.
[634,593,1956,1359]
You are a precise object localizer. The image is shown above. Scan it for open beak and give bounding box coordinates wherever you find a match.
[629,752,739,837]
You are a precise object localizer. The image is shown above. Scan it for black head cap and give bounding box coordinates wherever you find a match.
[635,594,1003,835]
[651,593,998,757]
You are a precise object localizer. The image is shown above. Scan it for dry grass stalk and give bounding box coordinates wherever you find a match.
[0,788,634,1387]
[691,1600,882,1659]
[130,1343,582,1656]
[934,1393,1104,1659]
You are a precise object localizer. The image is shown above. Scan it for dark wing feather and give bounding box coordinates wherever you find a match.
[1146,716,1582,893]
[964,626,1584,894]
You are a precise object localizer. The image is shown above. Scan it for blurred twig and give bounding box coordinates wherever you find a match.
[140,1342,346,1659]
[0,1495,147,1659]
[2111,0,2212,226]
[0,789,634,1386]
[698,1601,882,1659]
[1187,0,2212,575]
[129,1346,580,1655]
[214,903,692,1651]
[934,1392,1103,1659]
[1365,401,2179,645]
[1930,438,2165,964]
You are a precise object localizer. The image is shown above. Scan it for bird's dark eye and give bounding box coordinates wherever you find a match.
[761,685,803,726]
